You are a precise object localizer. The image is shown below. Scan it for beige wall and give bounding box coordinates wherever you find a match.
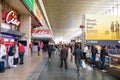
[20,15,31,56]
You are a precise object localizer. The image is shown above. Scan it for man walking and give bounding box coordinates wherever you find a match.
[60,44,68,70]
[73,43,83,72]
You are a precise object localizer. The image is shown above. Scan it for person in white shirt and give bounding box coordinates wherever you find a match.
[13,44,19,67]
[0,42,7,68]
[0,42,6,59]
[83,44,88,59]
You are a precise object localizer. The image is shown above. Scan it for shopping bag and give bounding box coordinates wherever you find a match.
[38,51,40,56]
[80,60,86,68]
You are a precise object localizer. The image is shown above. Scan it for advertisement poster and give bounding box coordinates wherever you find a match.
[85,14,120,44]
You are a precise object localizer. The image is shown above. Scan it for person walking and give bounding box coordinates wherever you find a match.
[8,45,16,68]
[60,44,68,70]
[18,43,25,65]
[100,46,108,72]
[73,43,83,72]
[13,44,19,67]
[83,44,88,59]
[0,42,7,70]
[91,45,98,67]
[48,45,53,61]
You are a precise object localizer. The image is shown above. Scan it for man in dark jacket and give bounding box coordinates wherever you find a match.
[60,44,68,69]
[48,45,53,61]
[100,46,108,72]
[73,43,83,72]
[91,45,98,66]
[8,45,16,68]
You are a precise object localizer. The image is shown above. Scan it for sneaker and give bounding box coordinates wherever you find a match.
[13,65,17,68]
[102,70,106,72]
[49,59,51,61]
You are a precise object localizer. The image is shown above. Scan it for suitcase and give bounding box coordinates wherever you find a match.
[0,61,5,72]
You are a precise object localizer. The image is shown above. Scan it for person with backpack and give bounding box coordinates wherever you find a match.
[8,45,16,68]
[18,43,25,65]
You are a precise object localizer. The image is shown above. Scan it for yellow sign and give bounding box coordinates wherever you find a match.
[85,14,120,40]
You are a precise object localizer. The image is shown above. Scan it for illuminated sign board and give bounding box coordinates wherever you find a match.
[6,11,20,26]
[24,0,34,11]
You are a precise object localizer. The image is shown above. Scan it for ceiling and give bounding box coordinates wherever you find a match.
[4,0,41,27]
[43,0,120,42]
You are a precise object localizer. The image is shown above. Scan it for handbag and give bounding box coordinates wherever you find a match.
[80,60,86,68]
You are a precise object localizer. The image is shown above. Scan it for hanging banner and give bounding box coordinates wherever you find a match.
[85,14,120,40]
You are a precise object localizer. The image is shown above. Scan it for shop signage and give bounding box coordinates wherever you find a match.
[6,11,20,26]
[31,29,52,38]
[0,34,18,39]
[31,29,50,34]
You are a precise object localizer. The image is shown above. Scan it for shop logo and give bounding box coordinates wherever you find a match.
[6,11,20,27]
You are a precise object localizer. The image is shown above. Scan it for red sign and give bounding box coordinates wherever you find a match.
[2,10,20,27]
[6,11,20,27]
[80,24,84,28]
[31,29,50,34]
[0,38,15,46]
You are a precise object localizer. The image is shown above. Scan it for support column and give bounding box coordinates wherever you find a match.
[20,15,31,57]
[0,0,2,33]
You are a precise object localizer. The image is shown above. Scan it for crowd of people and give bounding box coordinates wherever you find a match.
[0,41,111,73]
[0,42,25,72]
[48,43,109,73]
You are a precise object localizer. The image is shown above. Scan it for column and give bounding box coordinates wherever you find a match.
[20,15,31,57]
[0,0,2,33]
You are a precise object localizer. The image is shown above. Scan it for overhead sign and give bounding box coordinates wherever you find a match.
[85,14,120,40]
[2,10,21,27]
[24,0,34,11]
[22,0,45,26]
[34,3,45,26]
[31,29,52,38]
[6,11,20,26]
[0,34,18,39]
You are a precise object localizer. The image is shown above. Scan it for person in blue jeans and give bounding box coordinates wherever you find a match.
[91,45,98,67]
[100,46,108,72]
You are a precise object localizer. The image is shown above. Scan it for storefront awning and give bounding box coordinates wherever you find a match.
[0,28,24,37]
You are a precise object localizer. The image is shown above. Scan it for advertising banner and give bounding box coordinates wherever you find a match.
[23,0,45,26]
[34,3,45,26]
[24,0,34,12]
[85,14,120,45]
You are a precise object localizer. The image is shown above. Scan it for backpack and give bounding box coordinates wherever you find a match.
[12,47,16,54]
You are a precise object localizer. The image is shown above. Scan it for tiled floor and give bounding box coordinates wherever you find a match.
[0,52,119,80]
[38,54,119,80]
[0,52,47,80]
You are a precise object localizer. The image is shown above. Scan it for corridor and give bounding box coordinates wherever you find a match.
[36,54,118,80]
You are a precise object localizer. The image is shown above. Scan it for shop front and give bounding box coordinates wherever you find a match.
[1,1,24,56]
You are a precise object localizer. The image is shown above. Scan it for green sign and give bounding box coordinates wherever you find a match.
[24,0,34,11]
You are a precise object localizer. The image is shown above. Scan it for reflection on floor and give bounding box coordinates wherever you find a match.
[0,52,46,80]
[0,52,118,80]
[38,54,118,80]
